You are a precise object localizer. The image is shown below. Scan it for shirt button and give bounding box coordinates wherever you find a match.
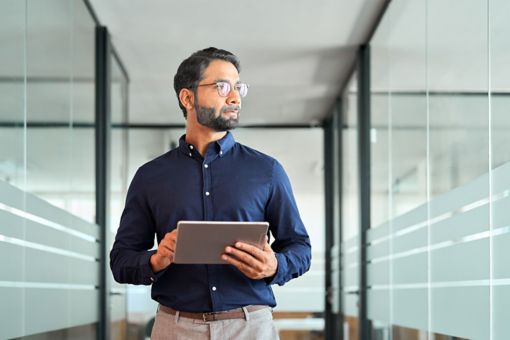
[189,153,192,157]
[150,277,154,282]
[205,191,210,196]
[189,145,194,150]
[212,286,217,291]
[219,151,223,156]
[204,164,208,168]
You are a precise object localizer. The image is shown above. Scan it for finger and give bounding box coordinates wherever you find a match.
[225,246,264,271]
[161,240,175,249]
[165,231,177,240]
[222,254,259,278]
[162,236,177,247]
[156,250,172,262]
[160,243,176,255]
[233,242,266,262]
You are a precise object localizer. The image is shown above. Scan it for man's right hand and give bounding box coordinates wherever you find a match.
[150,229,178,273]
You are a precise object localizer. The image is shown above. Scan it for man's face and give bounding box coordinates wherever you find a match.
[194,60,242,131]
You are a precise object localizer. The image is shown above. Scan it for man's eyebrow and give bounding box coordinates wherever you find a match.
[213,78,241,84]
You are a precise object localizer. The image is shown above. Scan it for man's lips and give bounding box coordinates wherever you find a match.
[224,109,239,115]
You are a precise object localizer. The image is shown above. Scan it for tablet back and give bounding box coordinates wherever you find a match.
[173,221,269,264]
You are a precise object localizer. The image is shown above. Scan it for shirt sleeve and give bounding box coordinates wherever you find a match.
[265,160,312,286]
[110,168,165,285]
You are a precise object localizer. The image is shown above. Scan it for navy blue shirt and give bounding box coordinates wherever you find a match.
[110,132,311,312]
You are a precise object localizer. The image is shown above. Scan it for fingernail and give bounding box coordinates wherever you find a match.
[225,247,231,252]
[235,242,241,247]
[222,255,228,260]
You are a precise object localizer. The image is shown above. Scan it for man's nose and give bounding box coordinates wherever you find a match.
[226,88,241,105]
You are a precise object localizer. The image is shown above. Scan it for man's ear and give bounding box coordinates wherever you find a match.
[179,88,194,111]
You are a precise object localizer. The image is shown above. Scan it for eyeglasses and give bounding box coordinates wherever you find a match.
[196,81,249,98]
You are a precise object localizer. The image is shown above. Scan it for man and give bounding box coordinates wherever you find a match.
[110,47,311,340]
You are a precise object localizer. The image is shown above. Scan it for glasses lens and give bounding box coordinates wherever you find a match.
[217,82,231,96]
[236,83,248,97]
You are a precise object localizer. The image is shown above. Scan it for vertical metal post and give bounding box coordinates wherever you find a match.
[324,117,335,340]
[95,25,111,340]
[358,44,372,340]
[335,98,344,340]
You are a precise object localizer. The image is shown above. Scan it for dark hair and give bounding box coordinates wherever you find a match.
[173,47,241,118]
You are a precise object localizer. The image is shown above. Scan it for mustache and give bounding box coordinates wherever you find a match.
[221,105,241,113]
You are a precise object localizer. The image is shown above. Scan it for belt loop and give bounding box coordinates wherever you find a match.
[242,306,250,321]
[175,310,180,323]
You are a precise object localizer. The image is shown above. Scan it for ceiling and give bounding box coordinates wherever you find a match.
[88,0,388,125]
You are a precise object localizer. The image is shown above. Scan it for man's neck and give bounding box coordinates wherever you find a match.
[185,123,227,156]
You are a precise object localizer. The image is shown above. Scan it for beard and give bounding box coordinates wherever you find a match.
[195,103,240,132]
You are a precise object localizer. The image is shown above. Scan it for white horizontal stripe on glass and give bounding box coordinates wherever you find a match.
[369,278,510,291]
[0,233,96,262]
[0,202,96,243]
[343,246,358,254]
[369,225,510,264]
[0,281,96,290]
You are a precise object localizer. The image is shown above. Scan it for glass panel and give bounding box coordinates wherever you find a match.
[428,0,489,339]
[68,0,96,223]
[367,0,492,338]
[0,2,26,337]
[0,1,99,338]
[109,53,129,339]
[23,0,95,224]
[342,73,360,339]
[25,0,73,209]
[369,1,392,337]
[491,0,510,339]
[0,0,26,190]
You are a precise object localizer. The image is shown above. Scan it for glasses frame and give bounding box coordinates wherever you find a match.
[195,81,249,98]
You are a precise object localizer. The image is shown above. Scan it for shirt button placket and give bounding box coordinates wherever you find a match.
[203,158,212,221]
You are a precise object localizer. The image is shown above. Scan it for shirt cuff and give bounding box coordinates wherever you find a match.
[265,252,287,286]
[139,250,168,284]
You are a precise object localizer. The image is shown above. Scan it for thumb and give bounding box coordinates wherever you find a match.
[263,236,271,251]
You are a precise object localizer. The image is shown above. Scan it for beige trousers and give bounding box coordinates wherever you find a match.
[150,306,280,340]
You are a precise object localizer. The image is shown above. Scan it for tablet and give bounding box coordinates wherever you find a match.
[173,221,269,264]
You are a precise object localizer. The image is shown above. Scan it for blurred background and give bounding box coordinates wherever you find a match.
[1,0,509,339]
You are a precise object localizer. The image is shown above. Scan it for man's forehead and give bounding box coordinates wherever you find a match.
[202,60,239,81]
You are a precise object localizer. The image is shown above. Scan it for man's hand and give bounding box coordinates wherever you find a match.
[221,236,278,280]
[150,229,178,273]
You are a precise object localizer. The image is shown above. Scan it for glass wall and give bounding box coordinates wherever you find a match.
[0,1,127,338]
[0,1,99,339]
[340,0,510,338]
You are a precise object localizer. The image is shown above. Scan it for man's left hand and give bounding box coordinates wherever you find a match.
[222,236,278,280]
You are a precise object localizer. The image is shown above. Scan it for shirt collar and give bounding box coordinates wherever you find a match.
[178,131,236,157]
